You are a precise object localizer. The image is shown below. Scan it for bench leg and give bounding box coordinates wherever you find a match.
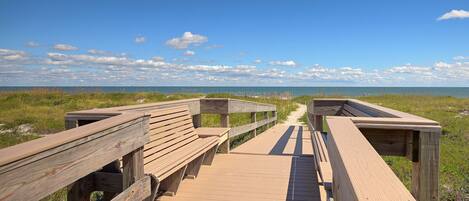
[185,154,205,179]
[160,165,187,196]
[218,139,230,154]
[203,146,217,165]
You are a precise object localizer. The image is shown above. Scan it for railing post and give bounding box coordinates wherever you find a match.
[412,131,440,201]
[271,111,277,126]
[219,114,230,153]
[263,111,269,130]
[314,115,323,132]
[250,112,257,137]
[192,114,202,128]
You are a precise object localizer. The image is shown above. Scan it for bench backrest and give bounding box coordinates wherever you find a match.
[340,104,371,117]
[143,105,197,165]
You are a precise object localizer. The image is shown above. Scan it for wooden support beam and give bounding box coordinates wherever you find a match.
[185,154,205,179]
[100,160,122,201]
[67,174,94,201]
[203,146,217,165]
[314,115,323,132]
[219,139,230,154]
[263,111,269,130]
[192,114,202,128]
[412,131,440,201]
[250,112,257,137]
[122,147,145,189]
[220,114,230,128]
[271,111,277,126]
[160,166,188,196]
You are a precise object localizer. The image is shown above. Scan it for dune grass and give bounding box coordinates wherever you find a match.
[1,91,466,200]
[294,95,469,200]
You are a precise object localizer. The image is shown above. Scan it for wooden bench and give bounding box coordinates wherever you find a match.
[340,103,371,117]
[143,105,228,199]
[311,131,333,191]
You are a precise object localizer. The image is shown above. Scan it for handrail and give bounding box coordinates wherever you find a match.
[307,98,441,201]
[66,98,277,140]
[0,113,150,201]
[327,118,415,201]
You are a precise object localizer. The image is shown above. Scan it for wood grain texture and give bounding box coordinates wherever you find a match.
[0,115,149,201]
[111,176,151,201]
[326,118,415,201]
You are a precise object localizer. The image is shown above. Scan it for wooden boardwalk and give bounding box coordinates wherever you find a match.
[160,124,325,201]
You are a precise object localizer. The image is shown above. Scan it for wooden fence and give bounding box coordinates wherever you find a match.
[307,98,441,201]
[0,98,276,201]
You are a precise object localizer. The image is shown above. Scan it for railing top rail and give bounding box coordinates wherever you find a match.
[66,98,276,117]
[0,112,147,167]
[309,98,439,128]
[326,117,416,201]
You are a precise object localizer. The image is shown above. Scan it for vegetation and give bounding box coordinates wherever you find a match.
[293,95,469,200]
[0,90,467,200]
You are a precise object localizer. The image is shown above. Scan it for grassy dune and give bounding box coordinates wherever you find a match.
[294,95,469,200]
[0,90,467,200]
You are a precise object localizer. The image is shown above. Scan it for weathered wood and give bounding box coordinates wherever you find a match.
[220,114,230,127]
[251,112,257,137]
[0,115,149,201]
[160,165,188,196]
[314,115,323,132]
[360,128,410,156]
[228,116,276,138]
[65,119,78,129]
[412,131,439,201]
[111,176,151,201]
[192,114,202,128]
[228,99,276,113]
[68,174,94,201]
[94,172,123,193]
[200,99,229,114]
[123,147,145,189]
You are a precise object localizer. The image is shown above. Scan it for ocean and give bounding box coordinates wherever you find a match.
[0,86,468,97]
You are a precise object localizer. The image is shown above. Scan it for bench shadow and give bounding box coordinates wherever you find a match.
[269,126,295,155]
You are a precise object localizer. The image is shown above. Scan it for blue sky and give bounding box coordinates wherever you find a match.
[0,0,468,86]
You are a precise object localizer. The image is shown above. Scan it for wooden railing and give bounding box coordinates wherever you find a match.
[0,98,276,201]
[66,98,277,152]
[0,113,151,201]
[307,98,441,201]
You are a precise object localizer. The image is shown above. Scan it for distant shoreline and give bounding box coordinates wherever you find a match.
[1,86,469,98]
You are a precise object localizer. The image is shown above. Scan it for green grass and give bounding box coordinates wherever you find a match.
[293,95,469,200]
[2,91,467,200]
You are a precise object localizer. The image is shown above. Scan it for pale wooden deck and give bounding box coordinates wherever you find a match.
[160,124,325,201]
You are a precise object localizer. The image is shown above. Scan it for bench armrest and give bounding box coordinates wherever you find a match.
[194,127,230,138]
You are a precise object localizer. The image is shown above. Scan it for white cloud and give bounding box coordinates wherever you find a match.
[53,44,78,51]
[0,48,27,61]
[26,41,39,47]
[269,60,297,67]
[1,48,469,86]
[166,32,208,49]
[152,56,165,61]
[184,50,195,56]
[135,36,146,44]
[254,59,262,64]
[438,9,469,21]
[88,49,108,55]
[453,56,469,60]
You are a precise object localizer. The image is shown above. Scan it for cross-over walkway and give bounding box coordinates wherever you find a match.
[160,104,325,201]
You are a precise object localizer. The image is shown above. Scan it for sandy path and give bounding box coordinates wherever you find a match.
[283,103,307,125]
